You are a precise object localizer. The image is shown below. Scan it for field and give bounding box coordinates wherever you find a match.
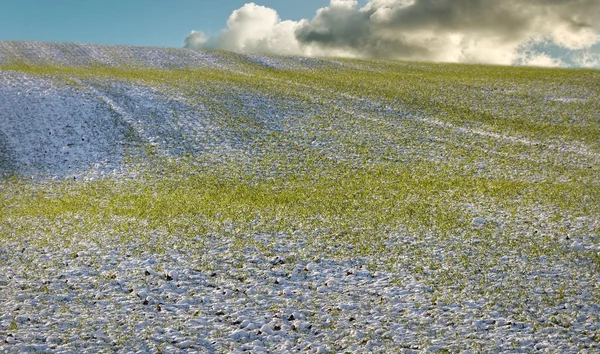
[0,42,599,352]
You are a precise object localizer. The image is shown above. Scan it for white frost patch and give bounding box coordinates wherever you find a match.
[0,68,312,179]
[0,71,127,179]
[0,42,239,70]
[546,96,587,103]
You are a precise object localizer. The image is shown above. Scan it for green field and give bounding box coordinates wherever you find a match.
[1,48,599,352]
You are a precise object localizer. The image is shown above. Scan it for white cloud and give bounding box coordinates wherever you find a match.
[184,0,600,68]
[550,25,600,51]
[184,3,307,56]
[519,52,565,68]
[572,51,600,68]
[183,31,209,49]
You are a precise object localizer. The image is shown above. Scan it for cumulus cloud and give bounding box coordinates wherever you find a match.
[184,0,600,67]
[185,3,308,56]
[518,52,566,68]
[572,50,600,68]
[183,31,210,49]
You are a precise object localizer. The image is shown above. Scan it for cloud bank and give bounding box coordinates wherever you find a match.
[184,0,600,67]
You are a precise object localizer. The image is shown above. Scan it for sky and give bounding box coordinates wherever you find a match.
[1,0,599,68]
[0,0,329,47]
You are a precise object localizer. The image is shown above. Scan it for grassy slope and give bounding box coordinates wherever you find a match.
[1,54,599,311]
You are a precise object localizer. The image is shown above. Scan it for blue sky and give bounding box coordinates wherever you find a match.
[0,0,329,47]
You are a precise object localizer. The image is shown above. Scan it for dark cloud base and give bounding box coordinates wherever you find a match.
[184,0,600,68]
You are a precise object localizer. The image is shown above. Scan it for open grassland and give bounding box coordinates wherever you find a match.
[0,44,599,352]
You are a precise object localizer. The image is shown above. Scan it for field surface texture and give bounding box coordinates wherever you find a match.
[0,42,599,353]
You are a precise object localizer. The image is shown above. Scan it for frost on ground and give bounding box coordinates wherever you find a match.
[0,72,128,179]
[0,43,599,352]
[2,226,598,353]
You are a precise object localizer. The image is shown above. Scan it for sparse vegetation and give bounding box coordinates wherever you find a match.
[0,45,598,352]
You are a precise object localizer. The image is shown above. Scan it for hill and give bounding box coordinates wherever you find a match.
[1,42,599,352]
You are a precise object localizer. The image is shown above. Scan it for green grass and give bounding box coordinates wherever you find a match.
[1,153,597,259]
[3,56,599,151]
[1,52,599,303]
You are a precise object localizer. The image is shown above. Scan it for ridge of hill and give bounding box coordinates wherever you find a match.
[1,42,599,179]
[0,41,345,70]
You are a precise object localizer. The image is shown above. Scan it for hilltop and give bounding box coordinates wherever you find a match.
[1,41,599,179]
[0,42,599,352]
[0,42,347,179]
